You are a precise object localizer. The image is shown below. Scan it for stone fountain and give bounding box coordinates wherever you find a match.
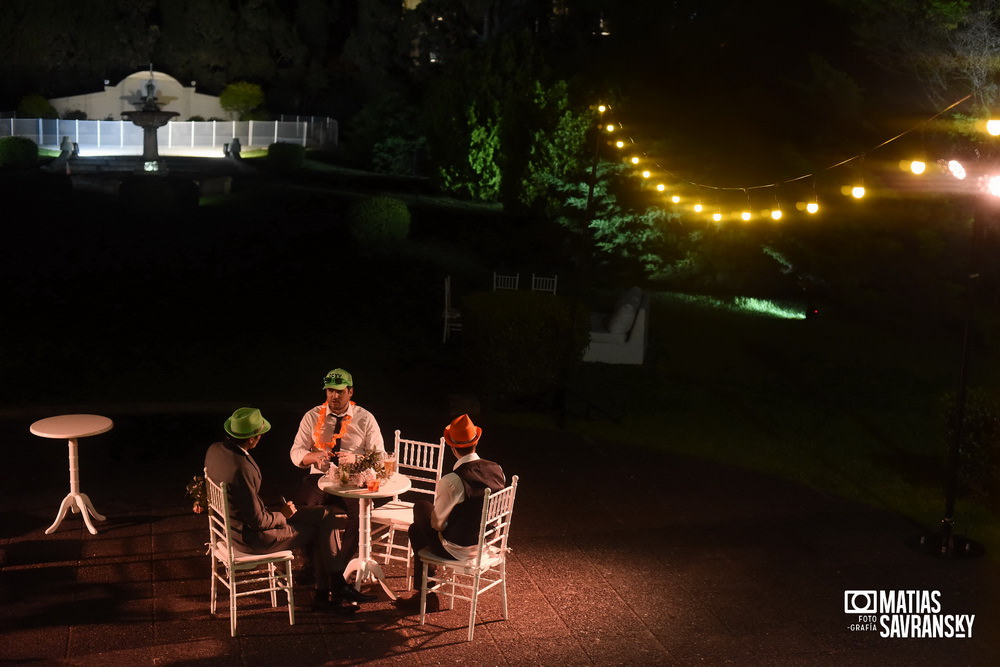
[121,70,178,173]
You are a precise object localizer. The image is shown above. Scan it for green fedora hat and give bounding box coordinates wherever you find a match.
[224,407,272,439]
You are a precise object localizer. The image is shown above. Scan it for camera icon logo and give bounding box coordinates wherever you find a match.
[844,590,877,614]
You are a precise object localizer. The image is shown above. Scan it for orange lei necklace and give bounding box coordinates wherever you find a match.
[312,401,354,452]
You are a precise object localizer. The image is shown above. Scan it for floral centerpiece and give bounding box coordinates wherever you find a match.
[333,450,392,487]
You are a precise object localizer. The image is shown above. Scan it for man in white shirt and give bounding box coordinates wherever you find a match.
[395,414,505,612]
[289,368,386,604]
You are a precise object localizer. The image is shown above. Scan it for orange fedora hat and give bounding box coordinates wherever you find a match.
[443,414,482,448]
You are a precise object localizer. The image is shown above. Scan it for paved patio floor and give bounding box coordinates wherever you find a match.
[1,403,998,666]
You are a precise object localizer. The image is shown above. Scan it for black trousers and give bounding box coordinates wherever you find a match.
[238,505,340,590]
[406,499,457,592]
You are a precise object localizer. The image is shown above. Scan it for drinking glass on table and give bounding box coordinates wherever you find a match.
[383,452,397,476]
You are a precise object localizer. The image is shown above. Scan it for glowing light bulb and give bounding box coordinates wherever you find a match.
[598,104,607,113]
[693,203,703,213]
[806,202,819,214]
[671,195,681,204]
[771,209,782,221]
[606,124,615,133]
[615,140,624,149]
[910,160,926,175]
[986,174,1000,198]
[741,211,752,221]
[630,156,640,165]
[988,119,1000,136]
[641,170,651,178]
[712,212,722,222]
[656,183,666,192]
[948,160,967,180]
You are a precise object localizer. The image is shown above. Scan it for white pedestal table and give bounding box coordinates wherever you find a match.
[30,413,113,535]
[318,472,411,600]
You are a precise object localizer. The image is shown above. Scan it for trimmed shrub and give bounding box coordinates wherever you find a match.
[346,196,411,246]
[16,93,58,119]
[219,81,264,120]
[0,136,38,168]
[267,142,305,171]
[63,109,87,120]
[461,290,591,405]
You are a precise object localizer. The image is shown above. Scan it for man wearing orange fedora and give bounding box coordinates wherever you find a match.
[205,407,357,614]
[395,413,505,612]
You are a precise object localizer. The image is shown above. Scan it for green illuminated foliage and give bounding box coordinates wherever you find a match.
[435,104,502,201]
[219,81,265,120]
[16,94,57,119]
[550,160,683,278]
[0,136,38,168]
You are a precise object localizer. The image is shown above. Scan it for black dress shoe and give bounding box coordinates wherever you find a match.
[333,581,377,604]
[393,592,439,613]
[312,590,360,614]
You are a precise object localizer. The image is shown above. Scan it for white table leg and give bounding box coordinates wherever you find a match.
[45,493,75,534]
[343,496,398,600]
[47,438,105,535]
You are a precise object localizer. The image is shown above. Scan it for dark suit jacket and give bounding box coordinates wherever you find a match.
[205,440,288,549]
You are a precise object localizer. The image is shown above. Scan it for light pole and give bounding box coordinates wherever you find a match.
[911,176,996,559]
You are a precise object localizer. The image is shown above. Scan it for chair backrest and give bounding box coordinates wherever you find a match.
[493,271,519,291]
[531,273,557,294]
[474,475,519,567]
[205,471,236,566]
[394,430,446,497]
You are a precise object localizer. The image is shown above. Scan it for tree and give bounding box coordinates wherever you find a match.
[550,159,683,279]
[517,81,591,213]
[420,30,593,207]
[16,93,58,118]
[834,0,1000,112]
[219,81,265,120]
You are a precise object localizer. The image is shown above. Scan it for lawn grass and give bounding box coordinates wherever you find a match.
[500,290,1000,557]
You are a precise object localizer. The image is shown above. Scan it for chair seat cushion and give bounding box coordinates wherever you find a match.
[214,540,294,564]
[372,500,414,526]
[418,546,504,572]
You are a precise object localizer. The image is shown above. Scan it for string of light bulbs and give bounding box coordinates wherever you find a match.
[594,92,979,222]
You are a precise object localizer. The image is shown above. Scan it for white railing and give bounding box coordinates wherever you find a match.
[0,117,337,156]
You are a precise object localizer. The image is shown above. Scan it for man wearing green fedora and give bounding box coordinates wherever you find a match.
[289,368,386,603]
[205,407,357,614]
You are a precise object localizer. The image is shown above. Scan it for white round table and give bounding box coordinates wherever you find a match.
[319,472,411,600]
[30,414,113,535]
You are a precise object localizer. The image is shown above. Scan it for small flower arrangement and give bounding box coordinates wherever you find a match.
[334,450,388,487]
[185,475,207,514]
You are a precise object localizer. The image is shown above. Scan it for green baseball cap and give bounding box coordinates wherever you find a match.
[322,368,353,389]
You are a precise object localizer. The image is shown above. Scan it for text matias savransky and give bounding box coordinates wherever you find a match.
[844,589,975,638]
